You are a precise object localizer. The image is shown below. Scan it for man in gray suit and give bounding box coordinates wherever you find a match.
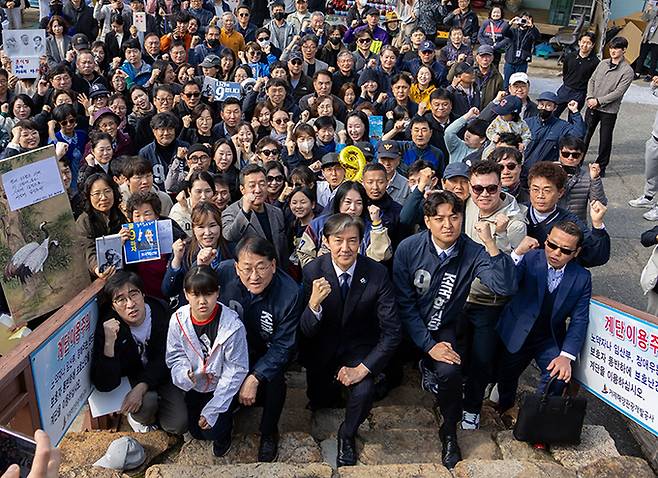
[222,164,289,267]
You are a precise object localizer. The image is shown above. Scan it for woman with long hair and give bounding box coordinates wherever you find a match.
[162,202,231,305]
[75,173,129,278]
[409,65,437,113]
[168,171,216,237]
[296,181,392,267]
[180,103,221,145]
[45,15,71,69]
[212,138,240,200]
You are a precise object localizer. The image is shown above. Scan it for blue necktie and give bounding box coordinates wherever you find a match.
[340,272,350,301]
[438,251,448,265]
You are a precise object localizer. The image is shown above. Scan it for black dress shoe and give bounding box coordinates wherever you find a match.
[441,434,462,469]
[213,437,232,457]
[258,433,279,462]
[336,431,357,467]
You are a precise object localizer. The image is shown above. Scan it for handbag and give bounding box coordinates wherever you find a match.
[513,376,587,445]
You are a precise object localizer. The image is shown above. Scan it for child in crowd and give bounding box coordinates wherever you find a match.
[485,94,531,152]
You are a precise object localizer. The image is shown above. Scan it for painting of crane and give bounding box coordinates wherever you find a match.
[3,221,60,285]
[0,145,90,324]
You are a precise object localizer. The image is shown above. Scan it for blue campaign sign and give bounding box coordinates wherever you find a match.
[123,220,161,264]
[30,298,98,444]
[214,81,242,102]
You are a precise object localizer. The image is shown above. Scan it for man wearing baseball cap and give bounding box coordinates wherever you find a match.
[405,40,447,85]
[522,91,586,181]
[378,140,410,205]
[344,7,389,46]
[474,45,503,107]
[479,72,539,122]
[316,152,346,208]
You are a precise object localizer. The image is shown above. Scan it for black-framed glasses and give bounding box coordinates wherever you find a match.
[358,38,372,44]
[112,288,143,307]
[257,37,269,42]
[59,118,76,126]
[267,175,285,183]
[500,162,518,171]
[184,91,201,98]
[238,12,249,16]
[290,59,302,66]
[260,148,279,156]
[273,118,287,124]
[560,150,582,159]
[470,184,499,195]
[545,240,576,256]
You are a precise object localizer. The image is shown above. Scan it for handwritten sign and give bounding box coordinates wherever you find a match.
[30,298,98,444]
[574,300,658,437]
[1,156,65,211]
[12,57,40,79]
[5,29,45,79]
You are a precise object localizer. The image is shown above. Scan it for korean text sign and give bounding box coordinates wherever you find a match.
[574,300,658,436]
[30,298,98,444]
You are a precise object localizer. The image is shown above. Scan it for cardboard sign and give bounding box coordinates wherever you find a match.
[1,156,65,211]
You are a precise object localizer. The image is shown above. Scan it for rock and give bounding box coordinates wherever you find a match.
[457,429,501,460]
[145,463,333,478]
[479,403,506,432]
[375,385,436,409]
[337,463,452,477]
[175,432,321,465]
[319,438,337,469]
[550,425,620,471]
[284,387,309,409]
[311,408,370,441]
[368,406,437,431]
[495,430,554,461]
[357,428,442,465]
[285,371,307,389]
[453,459,577,478]
[59,466,131,478]
[578,456,656,478]
[59,430,176,475]
[233,406,312,434]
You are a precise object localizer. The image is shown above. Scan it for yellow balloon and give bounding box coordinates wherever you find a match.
[338,145,367,182]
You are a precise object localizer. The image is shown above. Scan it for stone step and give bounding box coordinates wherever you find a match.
[549,425,621,472]
[145,463,333,478]
[368,405,437,431]
[175,432,322,465]
[285,370,307,389]
[311,408,371,441]
[336,463,452,477]
[233,406,312,435]
[374,385,436,409]
[453,459,577,478]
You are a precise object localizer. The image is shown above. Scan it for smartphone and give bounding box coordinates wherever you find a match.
[0,426,36,478]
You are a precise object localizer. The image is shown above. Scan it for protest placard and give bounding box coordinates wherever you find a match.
[123,220,161,264]
[4,29,46,79]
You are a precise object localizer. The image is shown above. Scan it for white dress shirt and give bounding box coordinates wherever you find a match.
[311,258,358,320]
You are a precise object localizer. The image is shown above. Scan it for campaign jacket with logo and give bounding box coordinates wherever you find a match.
[393,231,517,353]
[217,261,303,383]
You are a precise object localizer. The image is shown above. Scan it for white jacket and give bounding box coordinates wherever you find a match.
[166,303,248,426]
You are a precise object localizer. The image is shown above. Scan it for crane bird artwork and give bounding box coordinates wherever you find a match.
[3,221,60,287]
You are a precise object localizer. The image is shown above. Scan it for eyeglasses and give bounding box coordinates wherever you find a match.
[238,12,249,16]
[499,162,518,171]
[59,118,76,126]
[184,91,201,97]
[188,155,209,163]
[273,118,287,124]
[470,184,499,195]
[90,188,113,199]
[267,175,284,183]
[112,288,143,307]
[155,96,173,103]
[257,37,269,42]
[260,148,279,156]
[545,240,576,256]
[236,263,272,277]
[290,59,302,66]
[248,50,261,55]
[560,150,582,158]
[357,38,372,44]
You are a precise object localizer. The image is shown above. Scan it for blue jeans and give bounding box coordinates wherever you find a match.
[503,62,529,89]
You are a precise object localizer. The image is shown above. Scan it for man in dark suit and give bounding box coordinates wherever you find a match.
[300,213,401,467]
[496,221,592,414]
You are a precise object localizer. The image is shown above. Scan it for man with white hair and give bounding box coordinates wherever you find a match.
[220,11,245,54]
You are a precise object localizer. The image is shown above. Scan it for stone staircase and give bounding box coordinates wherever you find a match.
[57,368,656,478]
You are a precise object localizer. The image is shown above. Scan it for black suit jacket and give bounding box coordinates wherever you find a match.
[105,31,130,60]
[299,254,401,375]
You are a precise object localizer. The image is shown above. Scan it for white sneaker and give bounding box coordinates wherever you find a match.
[644,205,658,221]
[127,413,158,433]
[629,196,655,208]
[460,411,480,430]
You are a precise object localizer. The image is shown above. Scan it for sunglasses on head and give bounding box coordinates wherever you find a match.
[499,162,517,171]
[545,240,576,255]
[560,150,582,158]
[470,184,499,195]
[260,148,279,156]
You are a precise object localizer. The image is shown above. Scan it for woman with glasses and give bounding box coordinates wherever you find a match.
[306,95,345,135]
[76,172,130,278]
[169,171,217,238]
[255,137,282,165]
[264,161,287,206]
[85,107,135,159]
[297,181,392,267]
[269,109,290,146]
[240,42,273,79]
[163,202,232,305]
[0,119,43,159]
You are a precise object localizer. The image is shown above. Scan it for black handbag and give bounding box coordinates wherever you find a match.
[513,376,587,445]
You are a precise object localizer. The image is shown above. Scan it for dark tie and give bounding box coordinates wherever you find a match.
[438,251,448,265]
[340,272,350,301]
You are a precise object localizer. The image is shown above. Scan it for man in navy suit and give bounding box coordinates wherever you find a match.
[299,213,401,468]
[496,221,592,414]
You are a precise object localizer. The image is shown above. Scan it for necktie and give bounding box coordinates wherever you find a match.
[340,272,350,301]
[438,251,448,265]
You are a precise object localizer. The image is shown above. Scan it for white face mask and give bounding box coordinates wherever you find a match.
[257,39,270,49]
[358,0,367,7]
[297,139,314,153]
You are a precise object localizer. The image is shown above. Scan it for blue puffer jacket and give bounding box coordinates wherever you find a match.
[393,231,516,353]
[217,261,303,382]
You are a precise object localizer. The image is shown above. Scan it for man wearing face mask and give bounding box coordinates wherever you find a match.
[190,25,223,67]
[522,92,586,186]
[266,1,296,52]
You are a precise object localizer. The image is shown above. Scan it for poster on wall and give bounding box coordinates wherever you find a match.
[574,299,658,437]
[0,146,90,324]
[30,298,98,444]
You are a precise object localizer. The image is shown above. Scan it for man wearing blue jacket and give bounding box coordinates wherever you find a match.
[392,191,516,469]
[522,91,586,185]
[496,222,592,414]
[217,236,303,462]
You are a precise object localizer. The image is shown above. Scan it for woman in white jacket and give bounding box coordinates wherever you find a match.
[166,266,248,456]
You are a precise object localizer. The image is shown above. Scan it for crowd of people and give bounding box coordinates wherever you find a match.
[0,0,647,471]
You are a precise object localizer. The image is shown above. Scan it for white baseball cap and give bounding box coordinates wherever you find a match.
[509,72,529,85]
[93,436,146,471]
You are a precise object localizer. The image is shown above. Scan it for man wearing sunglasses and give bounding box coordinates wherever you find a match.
[557,135,607,223]
[174,81,203,117]
[496,222,591,422]
[526,161,609,268]
[459,160,527,430]
[490,146,528,204]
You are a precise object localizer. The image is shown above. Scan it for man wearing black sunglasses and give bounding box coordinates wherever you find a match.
[496,221,591,425]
